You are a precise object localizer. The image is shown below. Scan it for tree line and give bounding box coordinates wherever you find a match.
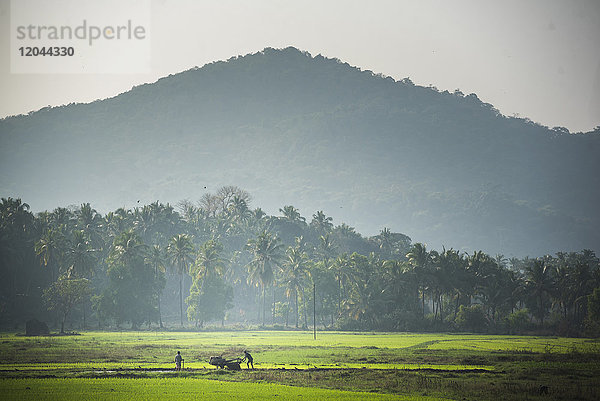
[1,188,599,336]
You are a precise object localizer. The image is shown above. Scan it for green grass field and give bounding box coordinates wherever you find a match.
[1,331,599,400]
[0,377,441,401]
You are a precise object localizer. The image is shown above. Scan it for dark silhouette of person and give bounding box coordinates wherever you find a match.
[242,350,254,369]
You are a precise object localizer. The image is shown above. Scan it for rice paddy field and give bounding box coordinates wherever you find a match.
[0,331,599,400]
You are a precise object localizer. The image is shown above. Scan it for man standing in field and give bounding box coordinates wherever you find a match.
[242,350,254,370]
[175,351,183,371]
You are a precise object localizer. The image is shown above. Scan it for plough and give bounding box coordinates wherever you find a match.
[209,356,242,370]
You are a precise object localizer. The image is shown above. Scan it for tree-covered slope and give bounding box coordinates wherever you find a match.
[1,47,598,256]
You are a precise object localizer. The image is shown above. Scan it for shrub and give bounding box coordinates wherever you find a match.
[455,304,488,333]
[505,309,531,334]
[334,317,366,331]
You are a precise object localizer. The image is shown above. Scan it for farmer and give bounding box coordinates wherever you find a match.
[175,351,184,371]
[242,350,254,370]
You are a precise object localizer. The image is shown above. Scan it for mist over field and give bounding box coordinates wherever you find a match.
[1,47,599,257]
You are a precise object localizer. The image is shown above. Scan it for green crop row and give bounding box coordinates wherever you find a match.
[0,377,442,401]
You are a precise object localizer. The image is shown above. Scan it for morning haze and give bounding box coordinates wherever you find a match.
[1,47,598,257]
[2,3,600,397]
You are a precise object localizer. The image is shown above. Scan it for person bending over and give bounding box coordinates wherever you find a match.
[242,350,254,369]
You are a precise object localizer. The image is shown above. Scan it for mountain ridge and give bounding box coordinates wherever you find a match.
[1,47,599,257]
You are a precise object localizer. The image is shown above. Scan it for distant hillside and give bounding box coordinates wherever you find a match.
[1,47,599,256]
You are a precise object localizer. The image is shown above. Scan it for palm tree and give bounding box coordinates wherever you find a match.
[374,227,395,256]
[227,196,252,224]
[104,208,133,240]
[167,234,195,326]
[75,203,104,250]
[0,197,33,229]
[524,258,554,325]
[445,251,471,319]
[281,239,309,327]
[430,248,459,321]
[50,207,75,233]
[317,233,337,266]
[67,225,100,328]
[381,259,409,313]
[310,211,333,235]
[106,230,154,328]
[330,253,359,318]
[466,251,493,302]
[0,198,35,308]
[279,205,306,224]
[253,208,267,221]
[146,245,166,328]
[133,205,155,244]
[343,273,384,328]
[35,228,63,282]
[246,230,283,325]
[67,230,96,279]
[568,254,595,323]
[494,253,508,269]
[194,239,226,288]
[406,243,431,317]
[109,230,147,268]
[478,263,513,323]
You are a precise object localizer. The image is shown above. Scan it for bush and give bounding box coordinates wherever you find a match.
[455,304,488,333]
[584,288,600,337]
[334,317,366,331]
[376,310,422,331]
[505,309,532,334]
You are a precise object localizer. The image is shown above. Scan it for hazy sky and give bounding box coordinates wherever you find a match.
[1,0,599,132]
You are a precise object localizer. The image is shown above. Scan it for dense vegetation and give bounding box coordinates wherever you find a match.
[1,47,599,256]
[1,191,599,336]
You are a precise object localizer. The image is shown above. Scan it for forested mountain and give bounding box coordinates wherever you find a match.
[1,47,599,256]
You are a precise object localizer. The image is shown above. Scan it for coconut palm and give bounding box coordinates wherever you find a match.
[105,230,157,328]
[279,205,306,224]
[429,248,459,321]
[373,227,395,257]
[524,258,554,325]
[331,253,361,317]
[406,243,432,317]
[108,230,148,272]
[253,208,267,221]
[317,233,337,266]
[35,228,63,282]
[167,234,195,326]
[381,258,411,313]
[246,230,283,325]
[133,205,155,244]
[194,239,226,288]
[281,239,309,327]
[0,198,35,306]
[50,207,75,234]
[227,196,252,224]
[146,244,166,327]
[104,208,133,240]
[66,230,96,279]
[310,210,333,235]
[75,203,104,250]
[466,251,494,301]
[343,272,384,328]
